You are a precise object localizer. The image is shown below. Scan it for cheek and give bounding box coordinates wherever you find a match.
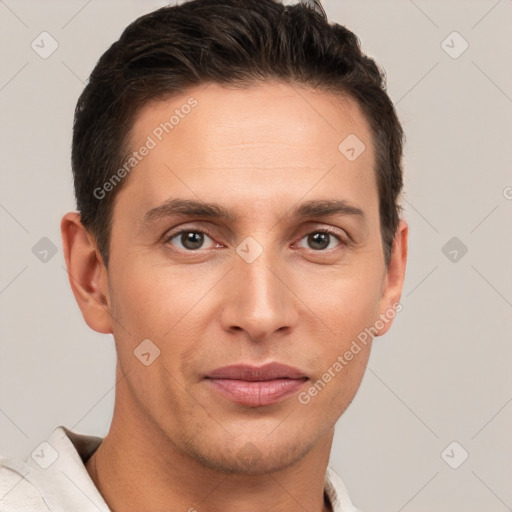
[307,262,383,334]
[106,263,200,415]
[106,258,223,388]
[298,267,382,398]
[109,259,200,334]
[298,305,374,421]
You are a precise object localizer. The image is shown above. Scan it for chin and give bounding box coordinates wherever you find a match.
[185,434,316,475]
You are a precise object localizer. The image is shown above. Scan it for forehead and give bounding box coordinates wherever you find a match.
[131,80,372,158]
[118,80,378,223]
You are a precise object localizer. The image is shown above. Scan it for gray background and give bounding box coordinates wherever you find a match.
[1,1,511,511]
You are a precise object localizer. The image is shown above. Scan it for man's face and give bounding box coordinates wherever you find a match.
[103,81,399,473]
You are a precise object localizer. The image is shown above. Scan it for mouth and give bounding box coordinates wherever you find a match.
[204,362,309,407]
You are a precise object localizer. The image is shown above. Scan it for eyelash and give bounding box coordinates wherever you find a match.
[163,227,347,253]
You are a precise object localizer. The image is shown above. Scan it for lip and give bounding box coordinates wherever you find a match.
[204,363,308,407]
[205,362,307,380]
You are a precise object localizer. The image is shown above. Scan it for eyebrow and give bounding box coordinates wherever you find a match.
[143,198,365,224]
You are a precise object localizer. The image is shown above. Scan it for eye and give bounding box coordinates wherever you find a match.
[296,230,345,251]
[165,229,219,251]
[164,227,346,253]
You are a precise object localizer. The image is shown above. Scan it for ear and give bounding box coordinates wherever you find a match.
[61,212,113,334]
[375,219,408,337]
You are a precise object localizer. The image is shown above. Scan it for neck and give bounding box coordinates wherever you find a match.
[86,370,335,512]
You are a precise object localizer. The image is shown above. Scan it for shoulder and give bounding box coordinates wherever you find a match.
[1,427,109,512]
[0,457,50,511]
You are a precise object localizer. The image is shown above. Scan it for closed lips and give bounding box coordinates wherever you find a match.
[204,362,308,381]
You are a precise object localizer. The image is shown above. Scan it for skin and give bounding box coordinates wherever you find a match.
[61,80,407,512]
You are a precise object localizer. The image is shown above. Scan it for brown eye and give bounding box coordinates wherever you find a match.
[297,230,344,251]
[166,230,216,251]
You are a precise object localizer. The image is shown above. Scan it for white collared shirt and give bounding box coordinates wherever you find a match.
[0,426,361,512]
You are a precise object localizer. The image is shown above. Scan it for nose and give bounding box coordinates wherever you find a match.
[220,245,299,342]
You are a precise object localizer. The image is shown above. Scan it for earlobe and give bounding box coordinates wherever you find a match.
[375,219,408,337]
[61,212,113,334]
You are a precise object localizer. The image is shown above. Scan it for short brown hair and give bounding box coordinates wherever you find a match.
[72,0,404,267]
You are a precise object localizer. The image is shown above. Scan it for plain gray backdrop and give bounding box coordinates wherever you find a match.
[1,1,511,511]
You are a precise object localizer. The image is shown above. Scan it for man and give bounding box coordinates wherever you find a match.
[0,0,407,510]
